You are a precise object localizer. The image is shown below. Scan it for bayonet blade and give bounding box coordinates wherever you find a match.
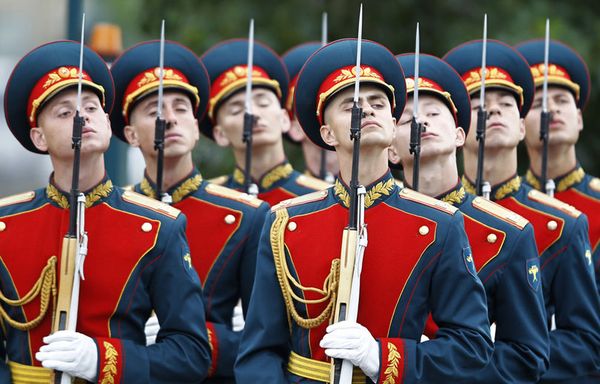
[352,4,363,103]
[413,22,420,119]
[245,19,255,115]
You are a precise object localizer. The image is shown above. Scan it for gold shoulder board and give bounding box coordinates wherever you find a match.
[0,191,35,209]
[527,189,581,218]
[205,183,263,208]
[207,175,229,186]
[295,174,332,190]
[271,190,329,212]
[122,190,180,219]
[399,188,458,215]
[589,177,600,193]
[472,196,529,230]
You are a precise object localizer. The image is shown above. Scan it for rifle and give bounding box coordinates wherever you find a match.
[540,19,555,196]
[52,14,89,384]
[319,12,334,183]
[409,23,422,191]
[243,19,259,196]
[154,20,172,204]
[474,14,491,199]
[330,5,369,383]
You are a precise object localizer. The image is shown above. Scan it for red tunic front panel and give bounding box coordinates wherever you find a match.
[556,189,600,252]
[175,197,242,284]
[462,215,506,273]
[0,202,159,364]
[284,202,436,361]
[499,197,563,255]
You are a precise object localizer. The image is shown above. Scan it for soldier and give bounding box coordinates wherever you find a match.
[516,40,600,292]
[235,38,493,383]
[282,42,339,182]
[1,41,210,382]
[444,39,600,382]
[200,39,330,206]
[389,53,549,382]
[109,40,270,383]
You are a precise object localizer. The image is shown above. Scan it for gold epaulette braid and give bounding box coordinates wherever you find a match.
[0,256,57,330]
[271,208,339,329]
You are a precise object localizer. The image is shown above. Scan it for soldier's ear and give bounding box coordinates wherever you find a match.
[213,124,231,147]
[123,124,140,147]
[388,144,401,165]
[105,113,113,139]
[455,126,466,147]
[287,119,306,142]
[518,117,526,141]
[577,109,583,132]
[279,107,291,134]
[193,118,200,141]
[320,124,338,147]
[30,126,48,152]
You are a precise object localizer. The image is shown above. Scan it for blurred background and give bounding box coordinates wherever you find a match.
[2,0,600,195]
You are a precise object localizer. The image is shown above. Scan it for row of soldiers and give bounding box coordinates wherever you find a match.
[0,17,599,384]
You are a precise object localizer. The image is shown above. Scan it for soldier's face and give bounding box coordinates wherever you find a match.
[524,86,582,149]
[213,88,290,150]
[466,89,524,152]
[126,91,199,160]
[321,84,396,152]
[391,94,464,166]
[30,89,111,158]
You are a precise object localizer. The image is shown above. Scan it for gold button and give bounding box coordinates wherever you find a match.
[487,233,497,244]
[547,220,558,231]
[141,222,153,232]
[287,222,297,231]
[0,222,5,232]
[224,214,236,225]
[418,225,429,235]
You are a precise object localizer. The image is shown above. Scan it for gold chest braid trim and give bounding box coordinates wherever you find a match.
[0,256,57,331]
[271,208,339,329]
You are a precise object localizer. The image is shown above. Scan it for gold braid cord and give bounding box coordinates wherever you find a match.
[271,208,339,329]
[0,256,57,331]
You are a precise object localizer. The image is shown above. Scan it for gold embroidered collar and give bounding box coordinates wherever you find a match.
[334,174,396,209]
[233,162,294,190]
[438,185,467,206]
[463,175,522,200]
[46,179,113,209]
[525,166,585,193]
[140,172,203,204]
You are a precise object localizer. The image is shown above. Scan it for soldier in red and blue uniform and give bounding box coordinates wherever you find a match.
[445,39,600,383]
[1,41,210,383]
[235,38,493,383]
[109,40,270,383]
[199,39,329,206]
[390,53,549,383]
[516,40,600,296]
[282,42,339,183]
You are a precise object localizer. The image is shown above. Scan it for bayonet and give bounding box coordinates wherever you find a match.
[540,19,554,196]
[475,14,491,199]
[243,19,259,196]
[154,20,171,203]
[409,22,422,191]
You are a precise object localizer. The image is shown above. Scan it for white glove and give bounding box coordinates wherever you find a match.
[145,313,160,346]
[35,330,98,382]
[231,301,245,332]
[320,321,380,382]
